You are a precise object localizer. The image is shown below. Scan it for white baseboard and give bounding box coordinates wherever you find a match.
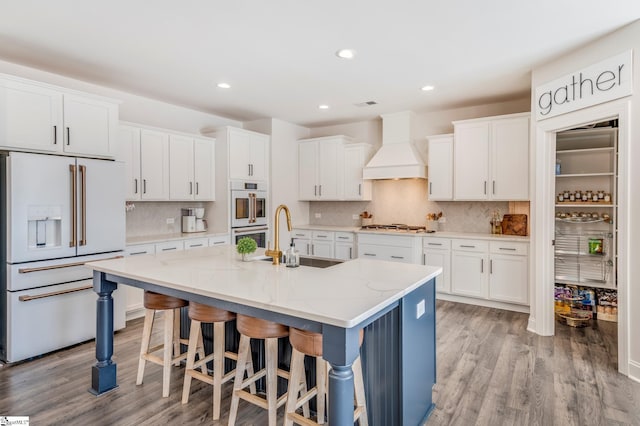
[628,360,640,383]
[435,293,530,314]
[126,307,145,322]
[527,316,537,334]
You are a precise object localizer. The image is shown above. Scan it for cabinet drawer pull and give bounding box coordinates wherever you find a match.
[143,179,147,194]
[196,182,199,195]
[338,236,349,240]
[391,255,404,259]
[212,241,225,245]
[316,235,327,238]
[162,247,177,251]
[190,182,193,195]
[460,245,476,248]
[428,242,442,246]
[134,178,138,194]
[358,183,361,196]
[129,251,148,256]
[19,284,93,302]
[189,243,203,248]
[499,247,517,251]
[364,253,376,257]
[492,180,496,195]
[18,255,123,273]
[295,233,306,237]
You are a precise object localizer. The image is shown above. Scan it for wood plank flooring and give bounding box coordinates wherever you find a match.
[1,300,638,425]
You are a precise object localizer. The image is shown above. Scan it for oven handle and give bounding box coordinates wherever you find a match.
[18,255,124,274]
[18,284,93,302]
[234,226,269,235]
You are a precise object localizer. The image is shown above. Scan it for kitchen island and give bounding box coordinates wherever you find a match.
[86,245,441,425]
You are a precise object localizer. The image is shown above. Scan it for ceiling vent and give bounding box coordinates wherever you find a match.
[354,101,378,107]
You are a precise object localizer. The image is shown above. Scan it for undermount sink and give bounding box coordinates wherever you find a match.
[258,256,343,268]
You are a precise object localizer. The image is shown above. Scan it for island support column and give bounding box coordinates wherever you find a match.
[322,325,361,425]
[89,271,118,395]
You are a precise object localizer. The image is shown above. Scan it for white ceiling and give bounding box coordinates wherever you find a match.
[1,1,639,127]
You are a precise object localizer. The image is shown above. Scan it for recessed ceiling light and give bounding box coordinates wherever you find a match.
[217,82,231,89]
[318,104,330,110]
[335,49,356,59]
[421,85,435,91]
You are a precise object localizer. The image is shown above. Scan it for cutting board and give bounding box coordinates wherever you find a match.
[501,214,528,236]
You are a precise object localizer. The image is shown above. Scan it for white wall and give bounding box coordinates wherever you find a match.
[530,20,640,381]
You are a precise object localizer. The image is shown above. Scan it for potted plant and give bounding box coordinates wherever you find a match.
[236,237,257,261]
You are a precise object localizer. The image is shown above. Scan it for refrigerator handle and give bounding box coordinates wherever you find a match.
[69,164,77,247]
[79,165,87,246]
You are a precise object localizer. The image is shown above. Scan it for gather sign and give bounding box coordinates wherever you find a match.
[535,50,633,121]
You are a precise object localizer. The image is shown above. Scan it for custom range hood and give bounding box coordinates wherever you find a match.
[363,111,426,180]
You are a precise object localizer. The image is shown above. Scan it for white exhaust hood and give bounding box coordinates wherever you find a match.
[363,111,426,180]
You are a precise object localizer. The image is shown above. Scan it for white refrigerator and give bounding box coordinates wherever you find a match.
[1,151,126,363]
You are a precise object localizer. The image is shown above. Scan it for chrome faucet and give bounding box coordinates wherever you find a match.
[265,204,292,265]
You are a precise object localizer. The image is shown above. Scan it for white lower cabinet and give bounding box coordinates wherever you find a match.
[184,237,209,250]
[451,241,488,298]
[209,235,230,246]
[423,237,451,293]
[488,241,529,304]
[124,243,156,316]
[357,233,422,264]
[431,237,529,307]
[334,232,355,260]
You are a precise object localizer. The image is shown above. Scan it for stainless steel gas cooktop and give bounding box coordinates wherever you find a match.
[360,223,435,233]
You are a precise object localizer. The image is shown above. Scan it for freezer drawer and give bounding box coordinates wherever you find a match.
[5,279,125,363]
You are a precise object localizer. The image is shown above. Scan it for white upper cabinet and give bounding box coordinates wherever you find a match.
[120,125,141,200]
[169,134,195,200]
[62,94,116,157]
[140,129,169,200]
[453,113,529,201]
[193,138,215,200]
[427,134,453,201]
[0,75,117,158]
[0,79,62,152]
[298,136,343,200]
[343,143,372,201]
[224,127,269,181]
[121,123,215,202]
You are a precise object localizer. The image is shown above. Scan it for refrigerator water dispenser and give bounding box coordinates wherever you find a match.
[28,205,62,249]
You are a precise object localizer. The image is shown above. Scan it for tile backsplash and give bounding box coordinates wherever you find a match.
[309,179,513,234]
[125,201,213,237]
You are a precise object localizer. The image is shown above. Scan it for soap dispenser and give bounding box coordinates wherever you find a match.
[286,239,299,268]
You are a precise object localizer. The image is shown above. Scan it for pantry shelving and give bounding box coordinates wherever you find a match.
[554,126,617,291]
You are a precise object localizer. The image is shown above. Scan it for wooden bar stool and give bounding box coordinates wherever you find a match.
[284,328,368,426]
[181,302,239,420]
[136,291,189,398]
[228,314,291,426]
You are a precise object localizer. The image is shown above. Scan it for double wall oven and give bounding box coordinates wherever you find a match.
[230,181,268,248]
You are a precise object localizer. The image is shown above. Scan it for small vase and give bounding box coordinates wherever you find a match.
[241,253,249,262]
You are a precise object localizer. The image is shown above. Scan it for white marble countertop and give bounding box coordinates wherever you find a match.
[87,245,441,328]
[294,224,529,241]
[126,232,230,246]
[423,231,529,242]
[293,224,360,232]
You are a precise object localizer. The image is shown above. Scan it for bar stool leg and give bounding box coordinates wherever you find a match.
[181,318,202,404]
[162,308,175,397]
[284,348,304,426]
[265,337,279,426]
[316,356,327,424]
[136,309,155,385]
[228,334,250,426]
[212,322,225,420]
[172,307,182,366]
[353,356,369,426]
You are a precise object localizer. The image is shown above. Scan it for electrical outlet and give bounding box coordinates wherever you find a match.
[166,218,175,224]
[352,214,359,220]
[416,299,425,319]
[314,213,321,219]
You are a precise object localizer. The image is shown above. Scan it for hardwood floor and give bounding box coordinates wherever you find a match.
[1,300,638,425]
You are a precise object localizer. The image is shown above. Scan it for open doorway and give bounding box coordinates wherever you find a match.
[532,99,629,376]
